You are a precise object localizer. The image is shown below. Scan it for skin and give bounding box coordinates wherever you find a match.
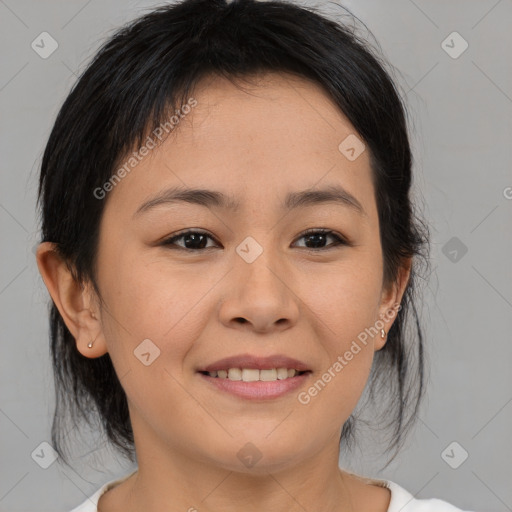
[37,72,411,512]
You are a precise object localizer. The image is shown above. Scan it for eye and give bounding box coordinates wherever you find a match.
[161,230,219,251]
[293,228,349,251]
[161,228,349,252]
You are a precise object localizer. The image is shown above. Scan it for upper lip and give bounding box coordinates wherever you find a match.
[198,354,311,372]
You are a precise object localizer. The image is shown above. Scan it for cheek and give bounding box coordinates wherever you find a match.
[296,254,382,410]
[303,253,383,339]
[96,256,214,424]
[98,251,217,366]
[298,317,376,431]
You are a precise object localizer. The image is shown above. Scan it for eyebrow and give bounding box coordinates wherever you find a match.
[133,184,366,218]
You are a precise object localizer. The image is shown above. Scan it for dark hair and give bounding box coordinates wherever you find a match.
[36,0,430,471]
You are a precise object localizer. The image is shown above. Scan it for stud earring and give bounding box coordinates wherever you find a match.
[380,328,386,339]
[88,314,98,348]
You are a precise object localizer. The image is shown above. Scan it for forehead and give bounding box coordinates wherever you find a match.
[103,71,375,219]
[186,71,358,151]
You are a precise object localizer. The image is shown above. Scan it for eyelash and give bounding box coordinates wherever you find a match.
[160,228,350,252]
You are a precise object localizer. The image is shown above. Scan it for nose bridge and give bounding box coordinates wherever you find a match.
[234,232,286,294]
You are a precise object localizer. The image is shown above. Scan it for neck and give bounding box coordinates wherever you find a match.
[117,435,359,512]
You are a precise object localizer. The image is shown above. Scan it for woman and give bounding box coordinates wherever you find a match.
[35,0,474,510]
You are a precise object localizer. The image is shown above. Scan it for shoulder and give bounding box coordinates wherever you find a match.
[346,470,475,512]
[68,486,105,512]
[68,470,137,512]
[68,470,476,512]
[384,479,476,512]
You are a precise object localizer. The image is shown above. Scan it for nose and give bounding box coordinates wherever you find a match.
[218,247,300,334]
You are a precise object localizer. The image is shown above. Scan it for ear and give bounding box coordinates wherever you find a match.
[374,257,412,351]
[35,242,108,358]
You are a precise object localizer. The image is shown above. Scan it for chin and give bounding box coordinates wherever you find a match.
[201,433,307,474]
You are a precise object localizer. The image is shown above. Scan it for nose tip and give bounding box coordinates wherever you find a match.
[218,249,300,333]
[233,316,290,332]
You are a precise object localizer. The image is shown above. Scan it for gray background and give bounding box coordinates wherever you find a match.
[1,0,511,511]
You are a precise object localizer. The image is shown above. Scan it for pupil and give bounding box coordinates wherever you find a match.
[185,233,207,249]
[306,233,326,248]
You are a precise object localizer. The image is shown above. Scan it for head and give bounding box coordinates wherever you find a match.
[36,0,429,473]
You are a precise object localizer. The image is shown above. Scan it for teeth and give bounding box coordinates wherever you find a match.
[260,369,277,381]
[277,368,289,380]
[242,368,260,382]
[206,368,302,381]
[228,368,242,380]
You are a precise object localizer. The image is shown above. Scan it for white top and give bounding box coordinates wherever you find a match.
[69,470,475,512]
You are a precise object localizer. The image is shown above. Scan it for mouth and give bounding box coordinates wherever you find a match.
[198,368,310,381]
[196,353,312,400]
[197,353,311,374]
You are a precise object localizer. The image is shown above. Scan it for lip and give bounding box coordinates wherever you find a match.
[198,371,311,400]
[197,353,311,372]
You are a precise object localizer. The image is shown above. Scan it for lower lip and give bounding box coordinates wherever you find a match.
[198,372,311,400]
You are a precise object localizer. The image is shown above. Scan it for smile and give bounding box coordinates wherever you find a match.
[199,368,308,381]
[198,369,312,400]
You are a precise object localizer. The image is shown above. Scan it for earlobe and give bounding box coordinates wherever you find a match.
[35,242,108,358]
[374,325,388,352]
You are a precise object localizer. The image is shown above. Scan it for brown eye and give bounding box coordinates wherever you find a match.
[293,229,348,251]
[161,228,349,252]
[161,230,219,251]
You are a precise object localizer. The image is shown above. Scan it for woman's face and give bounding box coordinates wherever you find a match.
[82,73,407,472]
